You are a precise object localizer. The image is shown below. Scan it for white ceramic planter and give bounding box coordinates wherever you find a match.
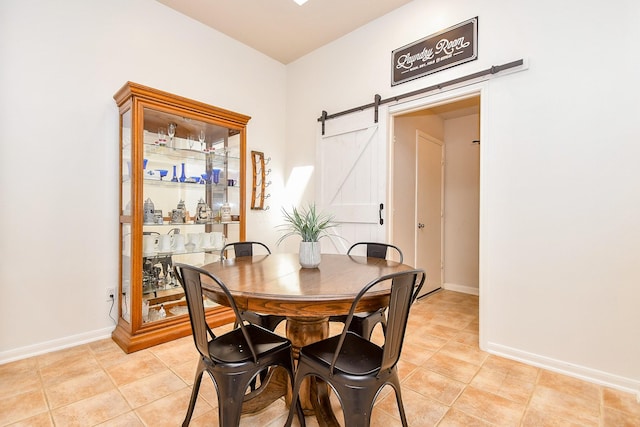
[299,241,321,268]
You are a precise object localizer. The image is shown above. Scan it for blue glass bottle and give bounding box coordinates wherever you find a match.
[171,165,178,182]
[179,163,186,182]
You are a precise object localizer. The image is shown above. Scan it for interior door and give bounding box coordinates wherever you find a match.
[317,110,386,254]
[415,130,443,297]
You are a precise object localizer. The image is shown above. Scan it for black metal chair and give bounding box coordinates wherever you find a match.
[329,242,405,339]
[219,241,287,391]
[285,269,425,427]
[173,263,304,427]
[219,241,287,332]
[220,240,271,259]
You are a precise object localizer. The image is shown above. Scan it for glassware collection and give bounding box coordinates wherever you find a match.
[142,122,239,316]
[144,198,238,227]
[151,126,226,154]
[142,229,226,256]
[141,225,227,306]
[142,158,229,184]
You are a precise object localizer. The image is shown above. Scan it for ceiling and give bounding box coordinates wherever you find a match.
[400,96,480,120]
[156,0,414,64]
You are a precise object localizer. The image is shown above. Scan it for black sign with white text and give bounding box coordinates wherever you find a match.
[391,17,478,86]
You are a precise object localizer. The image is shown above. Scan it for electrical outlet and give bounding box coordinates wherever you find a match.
[106,287,116,302]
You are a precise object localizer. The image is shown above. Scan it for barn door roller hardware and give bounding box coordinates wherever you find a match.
[318,58,524,135]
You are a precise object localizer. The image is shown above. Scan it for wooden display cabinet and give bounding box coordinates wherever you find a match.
[113,82,249,352]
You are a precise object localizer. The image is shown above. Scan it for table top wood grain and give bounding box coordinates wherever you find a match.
[199,253,412,317]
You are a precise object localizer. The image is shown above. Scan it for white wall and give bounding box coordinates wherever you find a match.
[443,114,479,292]
[0,0,287,361]
[286,0,640,393]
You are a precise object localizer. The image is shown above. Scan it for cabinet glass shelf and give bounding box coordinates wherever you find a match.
[143,143,240,161]
[143,221,240,226]
[141,179,231,188]
[142,248,224,258]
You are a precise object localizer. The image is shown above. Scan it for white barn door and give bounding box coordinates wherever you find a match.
[317,110,387,254]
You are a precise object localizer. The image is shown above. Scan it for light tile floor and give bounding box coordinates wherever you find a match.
[1,290,639,426]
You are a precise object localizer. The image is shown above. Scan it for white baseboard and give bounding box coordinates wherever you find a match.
[439,283,638,400]
[443,282,479,296]
[485,341,640,399]
[0,326,115,365]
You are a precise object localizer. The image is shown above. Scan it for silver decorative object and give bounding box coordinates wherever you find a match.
[143,198,155,224]
[171,199,186,224]
[195,198,212,224]
[221,203,232,222]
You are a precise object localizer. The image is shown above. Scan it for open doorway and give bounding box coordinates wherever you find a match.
[390,94,481,297]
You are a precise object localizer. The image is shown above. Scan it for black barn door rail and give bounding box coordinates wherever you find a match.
[318,59,524,135]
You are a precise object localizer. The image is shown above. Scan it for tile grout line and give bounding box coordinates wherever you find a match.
[3,292,639,426]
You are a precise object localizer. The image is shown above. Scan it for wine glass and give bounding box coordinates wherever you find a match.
[198,130,205,151]
[187,134,194,150]
[199,130,206,151]
[167,123,176,147]
[157,128,166,145]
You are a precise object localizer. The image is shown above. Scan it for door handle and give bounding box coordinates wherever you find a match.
[417,223,425,229]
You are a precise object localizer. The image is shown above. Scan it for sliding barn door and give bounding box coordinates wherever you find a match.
[317,110,387,254]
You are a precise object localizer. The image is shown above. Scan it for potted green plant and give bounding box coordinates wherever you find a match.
[276,203,338,268]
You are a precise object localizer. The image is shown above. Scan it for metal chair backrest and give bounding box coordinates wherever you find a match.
[347,242,404,263]
[330,269,424,376]
[381,270,424,372]
[173,263,259,363]
[220,241,271,259]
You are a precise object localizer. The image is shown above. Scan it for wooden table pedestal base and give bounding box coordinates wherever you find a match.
[241,316,339,426]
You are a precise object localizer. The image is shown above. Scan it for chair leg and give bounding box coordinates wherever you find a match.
[281,355,306,427]
[395,389,408,427]
[242,368,278,397]
[363,311,386,340]
[296,398,306,427]
[389,374,408,427]
[285,368,308,427]
[378,315,387,338]
[332,382,378,427]
[183,359,206,427]
[348,318,366,338]
[214,372,256,427]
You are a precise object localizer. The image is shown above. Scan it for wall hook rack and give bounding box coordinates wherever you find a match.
[251,151,270,210]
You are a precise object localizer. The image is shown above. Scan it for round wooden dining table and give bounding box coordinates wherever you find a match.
[199,252,413,426]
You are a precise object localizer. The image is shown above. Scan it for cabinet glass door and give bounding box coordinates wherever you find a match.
[120,108,133,323]
[140,108,241,324]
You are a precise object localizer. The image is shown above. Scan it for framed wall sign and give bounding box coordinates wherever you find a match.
[391,17,478,86]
